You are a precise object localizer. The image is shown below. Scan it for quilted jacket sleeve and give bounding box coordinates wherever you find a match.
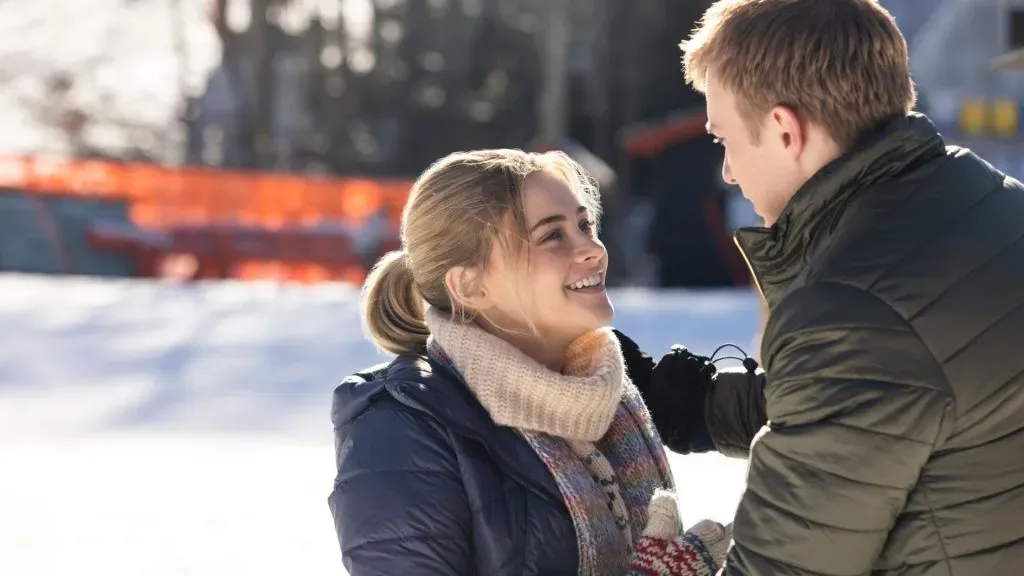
[705,367,767,458]
[329,399,473,576]
[722,282,955,575]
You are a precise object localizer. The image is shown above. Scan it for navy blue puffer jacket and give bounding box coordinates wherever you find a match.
[328,355,578,575]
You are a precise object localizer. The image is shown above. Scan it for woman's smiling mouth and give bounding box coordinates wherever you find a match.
[566,273,604,292]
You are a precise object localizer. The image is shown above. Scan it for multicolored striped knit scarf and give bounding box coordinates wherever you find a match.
[518,387,676,576]
[425,310,675,576]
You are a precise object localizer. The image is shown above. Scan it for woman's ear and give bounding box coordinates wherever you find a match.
[445,266,491,312]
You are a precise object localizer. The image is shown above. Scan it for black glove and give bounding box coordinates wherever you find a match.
[612,330,716,454]
[612,328,658,392]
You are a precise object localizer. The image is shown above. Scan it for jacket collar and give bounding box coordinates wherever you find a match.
[734,113,945,308]
[382,355,564,505]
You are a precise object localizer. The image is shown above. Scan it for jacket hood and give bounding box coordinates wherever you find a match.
[330,360,392,431]
[331,355,483,432]
[331,354,565,504]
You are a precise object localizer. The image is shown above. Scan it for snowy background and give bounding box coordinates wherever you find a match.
[0,274,759,575]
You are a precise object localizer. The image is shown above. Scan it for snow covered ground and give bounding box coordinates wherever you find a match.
[0,274,760,575]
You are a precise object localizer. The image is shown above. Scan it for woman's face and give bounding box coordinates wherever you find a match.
[476,171,613,360]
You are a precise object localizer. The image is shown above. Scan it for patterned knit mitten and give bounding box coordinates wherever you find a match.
[628,490,731,576]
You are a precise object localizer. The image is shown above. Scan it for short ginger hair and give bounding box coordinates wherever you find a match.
[681,0,917,149]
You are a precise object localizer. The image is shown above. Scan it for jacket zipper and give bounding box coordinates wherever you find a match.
[733,234,767,304]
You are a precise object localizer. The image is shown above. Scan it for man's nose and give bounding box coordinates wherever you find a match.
[722,157,737,185]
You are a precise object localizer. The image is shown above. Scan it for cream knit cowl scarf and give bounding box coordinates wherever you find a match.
[426,308,675,576]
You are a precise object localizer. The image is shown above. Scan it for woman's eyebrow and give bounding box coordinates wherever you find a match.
[529,207,587,234]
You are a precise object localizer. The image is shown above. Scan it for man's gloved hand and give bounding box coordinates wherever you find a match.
[628,489,731,576]
[612,329,658,392]
[612,329,716,454]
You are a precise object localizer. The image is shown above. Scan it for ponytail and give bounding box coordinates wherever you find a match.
[361,250,430,356]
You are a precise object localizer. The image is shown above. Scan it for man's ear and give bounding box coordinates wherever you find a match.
[445,266,490,312]
[769,104,805,157]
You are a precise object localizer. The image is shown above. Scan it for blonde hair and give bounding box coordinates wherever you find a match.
[681,0,916,149]
[361,149,601,356]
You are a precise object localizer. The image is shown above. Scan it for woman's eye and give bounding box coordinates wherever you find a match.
[540,220,595,243]
[542,229,563,243]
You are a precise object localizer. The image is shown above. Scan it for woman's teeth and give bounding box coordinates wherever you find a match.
[567,274,602,290]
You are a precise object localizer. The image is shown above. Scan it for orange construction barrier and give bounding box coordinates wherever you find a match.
[0,155,414,229]
[4,155,415,283]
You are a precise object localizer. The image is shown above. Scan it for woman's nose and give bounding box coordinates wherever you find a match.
[575,234,605,263]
